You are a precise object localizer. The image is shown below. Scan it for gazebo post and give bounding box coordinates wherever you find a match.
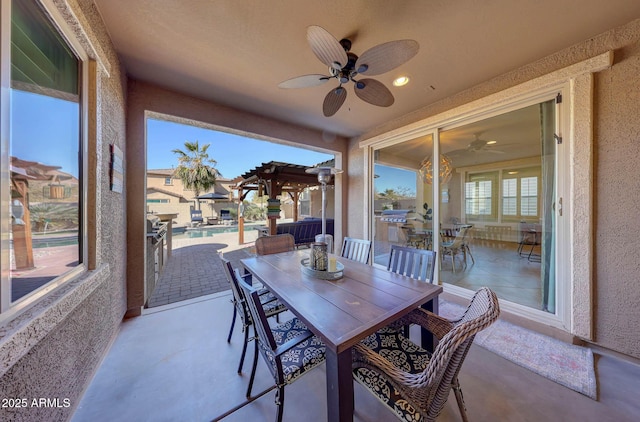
[268,180,282,235]
[238,187,244,244]
[291,191,299,222]
[12,180,35,270]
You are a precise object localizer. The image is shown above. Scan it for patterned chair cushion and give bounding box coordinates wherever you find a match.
[354,326,431,422]
[260,317,326,384]
[258,290,287,316]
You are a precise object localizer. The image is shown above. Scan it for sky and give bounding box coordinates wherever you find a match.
[374,164,417,196]
[147,119,417,193]
[12,90,80,177]
[147,119,334,179]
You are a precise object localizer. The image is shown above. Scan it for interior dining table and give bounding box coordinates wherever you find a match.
[241,248,443,422]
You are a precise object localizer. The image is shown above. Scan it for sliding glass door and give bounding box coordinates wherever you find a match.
[371,135,432,266]
[370,97,561,315]
[438,99,557,313]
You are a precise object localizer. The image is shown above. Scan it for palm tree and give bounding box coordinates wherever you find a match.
[172,141,221,210]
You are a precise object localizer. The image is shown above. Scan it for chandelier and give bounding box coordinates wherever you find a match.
[419,154,453,185]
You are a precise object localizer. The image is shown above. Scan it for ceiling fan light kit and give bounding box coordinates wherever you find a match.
[279,25,419,116]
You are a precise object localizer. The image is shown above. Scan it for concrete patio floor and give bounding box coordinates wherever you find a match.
[83,228,640,421]
[71,290,640,422]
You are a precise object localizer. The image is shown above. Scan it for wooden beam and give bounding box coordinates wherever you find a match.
[11,180,34,270]
[238,187,244,244]
[292,191,299,222]
[268,180,283,235]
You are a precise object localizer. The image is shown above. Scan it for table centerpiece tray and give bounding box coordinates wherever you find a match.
[300,258,344,280]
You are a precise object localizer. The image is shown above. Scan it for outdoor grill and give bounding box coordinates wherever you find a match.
[146,215,168,244]
[377,209,414,243]
[379,209,411,223]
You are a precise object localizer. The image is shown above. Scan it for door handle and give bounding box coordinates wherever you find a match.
[558,197,563,216]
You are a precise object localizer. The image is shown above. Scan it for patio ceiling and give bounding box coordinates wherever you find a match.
[94,0,640,139]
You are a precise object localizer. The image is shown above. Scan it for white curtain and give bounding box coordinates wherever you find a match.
[540,100,556,313]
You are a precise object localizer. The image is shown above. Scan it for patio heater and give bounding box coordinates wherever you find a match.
[306,166,342,252]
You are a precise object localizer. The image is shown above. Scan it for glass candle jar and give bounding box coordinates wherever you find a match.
[310,242,328,271]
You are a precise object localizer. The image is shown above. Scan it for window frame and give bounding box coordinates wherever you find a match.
[0,0,89,316]
[501,167,542,222]
[464,171,499,221]
[461,163,543,223]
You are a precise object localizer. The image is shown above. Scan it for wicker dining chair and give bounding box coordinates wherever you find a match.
[352,287,500,422]
[237,270,326,422]
[387,244,437,283]
[221,257,287,374]
[255,233,295,255]
[340,237,372,264]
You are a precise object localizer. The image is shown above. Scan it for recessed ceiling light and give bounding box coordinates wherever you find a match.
[393,76,410,87]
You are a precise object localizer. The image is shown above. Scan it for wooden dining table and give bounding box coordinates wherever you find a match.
[241,249,443,422]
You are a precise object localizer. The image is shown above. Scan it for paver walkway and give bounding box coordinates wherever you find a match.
[146,230,258,308]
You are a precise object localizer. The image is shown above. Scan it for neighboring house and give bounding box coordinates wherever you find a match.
[146,169,234,226]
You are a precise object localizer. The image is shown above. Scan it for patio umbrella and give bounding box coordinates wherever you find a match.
[196,192,230,218]
[195,192,229,200]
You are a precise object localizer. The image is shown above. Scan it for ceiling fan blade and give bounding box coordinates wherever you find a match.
[446,148,466,157]
[354,78,394,107]
[323,86,347,117]
[355,40,419,76]
[278,74,331,89]
[307,26,348,70]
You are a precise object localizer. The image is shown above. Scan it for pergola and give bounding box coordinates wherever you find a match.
[231,161,334,241]
[10,158,67,270]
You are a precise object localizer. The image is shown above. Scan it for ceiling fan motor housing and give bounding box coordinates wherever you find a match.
[338,51,359,83]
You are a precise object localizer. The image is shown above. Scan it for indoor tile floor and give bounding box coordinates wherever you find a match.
[374,240,545,310]
[71,291,640,422]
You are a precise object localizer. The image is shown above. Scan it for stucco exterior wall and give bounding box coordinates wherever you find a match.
[593,40,640,358]
[347,138,367,240]
[349,19,640,359]
[0,1,128,421]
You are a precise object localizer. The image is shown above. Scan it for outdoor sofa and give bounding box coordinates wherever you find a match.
[258,218,334,247]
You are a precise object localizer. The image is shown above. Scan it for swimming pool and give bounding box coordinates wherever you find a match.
[172,224,262,239]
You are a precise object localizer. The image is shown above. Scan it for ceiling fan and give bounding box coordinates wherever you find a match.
[278,26,419,117]
[448,134,507,156]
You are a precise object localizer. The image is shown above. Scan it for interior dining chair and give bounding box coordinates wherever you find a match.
[387,244,437,283]
[236,270,326,422]
[400,224,425,249]
[255,233,295,255]
[221,257,287,374]
[353,287,500,422]
[340,237,372,264]
[460,225,475,265]
[440,225,473,273]
[517,222,541,262]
